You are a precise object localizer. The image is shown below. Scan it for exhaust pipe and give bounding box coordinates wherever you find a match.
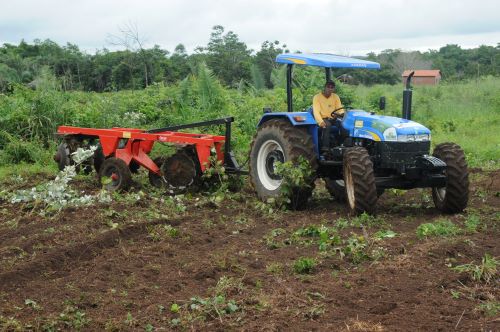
[402,71,414,120]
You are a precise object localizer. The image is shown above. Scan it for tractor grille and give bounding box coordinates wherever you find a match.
[376,141,430,167]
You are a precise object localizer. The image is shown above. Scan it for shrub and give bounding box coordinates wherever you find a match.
[1,139,41,164]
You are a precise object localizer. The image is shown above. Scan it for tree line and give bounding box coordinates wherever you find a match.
[1,25,499,92]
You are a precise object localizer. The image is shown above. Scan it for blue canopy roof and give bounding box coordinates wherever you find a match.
[276,53,380,69]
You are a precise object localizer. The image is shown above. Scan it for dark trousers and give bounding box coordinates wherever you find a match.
[321,119,336,151]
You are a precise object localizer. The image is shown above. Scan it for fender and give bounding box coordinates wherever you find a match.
[257,112,317,127]
[257,112,320,157]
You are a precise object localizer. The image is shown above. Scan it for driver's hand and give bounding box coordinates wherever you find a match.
[319,121,327,128]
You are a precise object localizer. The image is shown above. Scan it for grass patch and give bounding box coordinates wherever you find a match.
[452,253,499,283]
[416,219,461,239]
[293,257,316,274]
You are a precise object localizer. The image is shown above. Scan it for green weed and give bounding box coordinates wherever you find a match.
[274,156,314,210]
[58,305,90,329]
[266,262,284,275]
[169,276,241,327]
[477,301,500,317]
[293,257,316,274]
[464,214,481,233]
[147,224,179,242]
[263,228,286,249]
[416,219,461,238]
[452,253,499,283]
[350,213,383,228]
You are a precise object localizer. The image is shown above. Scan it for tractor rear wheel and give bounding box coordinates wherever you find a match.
[343,147,378,215]
[432,143,469,213]
[249,119,317,210]
[98,157,132,191]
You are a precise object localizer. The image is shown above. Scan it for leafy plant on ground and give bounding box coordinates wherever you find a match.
[45,305,90,330]
[262,228,287,249]
[293,257,316,274]
[266,262,284,275]
[416,219,461,239]
[350,213,384,228]
[291,224,341,251]
[6,147,112,214]
[147,224,179,242]
[338,235,369,264]
[274,156,314,210]
[477,301,500,317]
[452,253,499,283]
[170,276,242,327]
[373,229,397,240]
[464,214,481,233]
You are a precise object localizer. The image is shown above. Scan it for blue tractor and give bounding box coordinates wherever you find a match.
[249,53,469,214]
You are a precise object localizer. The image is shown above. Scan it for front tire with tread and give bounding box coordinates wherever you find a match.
[432,143,469,213]
[343,147,378,215]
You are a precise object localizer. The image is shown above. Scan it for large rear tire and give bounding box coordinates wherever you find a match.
[343,147,378,215]
[432,143,469,213]
[249,119,317,210]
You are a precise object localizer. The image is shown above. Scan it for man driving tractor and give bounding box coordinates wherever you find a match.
[312,80,343,151]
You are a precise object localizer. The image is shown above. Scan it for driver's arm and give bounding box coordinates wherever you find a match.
[333,95,344,118]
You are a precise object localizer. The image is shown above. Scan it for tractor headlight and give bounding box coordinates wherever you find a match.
[383,127,397,141]
[397,134,415,142]
[415,134,430,141]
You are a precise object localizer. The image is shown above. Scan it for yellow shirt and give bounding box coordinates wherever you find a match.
[312,93,343,126]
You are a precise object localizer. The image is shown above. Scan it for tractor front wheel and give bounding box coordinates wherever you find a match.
[98,157,132,191]
[432,143,469,213]
[326,178,384,202]
[343,147,378,215]
[249,119,317,209]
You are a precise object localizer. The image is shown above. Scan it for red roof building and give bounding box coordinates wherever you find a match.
[402,70,441,86]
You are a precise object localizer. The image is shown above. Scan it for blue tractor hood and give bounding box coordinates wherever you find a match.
[342,110,431,142]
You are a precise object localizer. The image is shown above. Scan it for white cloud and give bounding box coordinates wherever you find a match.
[0,0,498,54]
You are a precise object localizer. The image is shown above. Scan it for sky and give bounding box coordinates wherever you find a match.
[1,0,499,55]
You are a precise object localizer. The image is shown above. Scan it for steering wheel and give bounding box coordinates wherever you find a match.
[330,105,352,118]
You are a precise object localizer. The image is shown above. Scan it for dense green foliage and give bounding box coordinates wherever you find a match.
[1,62,498,171]
[1,26,499,92]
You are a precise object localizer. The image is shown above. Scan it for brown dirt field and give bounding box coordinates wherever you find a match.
[0,169,499,331]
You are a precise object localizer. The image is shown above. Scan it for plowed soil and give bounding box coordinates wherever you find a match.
[0,169,499,331]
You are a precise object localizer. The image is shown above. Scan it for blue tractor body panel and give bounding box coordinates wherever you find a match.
[276,53,381,69]
[342,110,431,142]
[256,110,431,158]
[257,112,316,127]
